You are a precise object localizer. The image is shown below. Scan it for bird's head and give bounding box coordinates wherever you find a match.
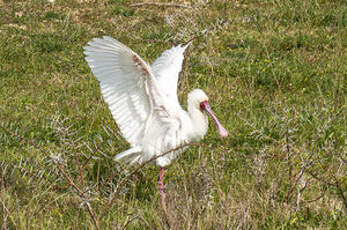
[188,89,229,138]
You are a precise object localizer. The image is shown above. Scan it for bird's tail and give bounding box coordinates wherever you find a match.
[114,146,142,165]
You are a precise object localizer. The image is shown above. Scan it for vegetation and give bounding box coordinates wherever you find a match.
[0,0,346,229]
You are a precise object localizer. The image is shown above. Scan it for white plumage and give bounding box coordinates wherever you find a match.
[84,36,228,168]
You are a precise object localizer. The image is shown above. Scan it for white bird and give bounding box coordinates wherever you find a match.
[84,36,228,211]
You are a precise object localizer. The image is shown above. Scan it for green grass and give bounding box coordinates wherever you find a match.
[0,0,346,229]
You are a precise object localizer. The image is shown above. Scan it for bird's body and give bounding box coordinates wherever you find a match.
[84,36,228,211]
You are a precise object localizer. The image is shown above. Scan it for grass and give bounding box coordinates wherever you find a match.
[0,0,346,229]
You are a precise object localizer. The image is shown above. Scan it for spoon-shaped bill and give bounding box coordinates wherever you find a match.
[200,101,228,138]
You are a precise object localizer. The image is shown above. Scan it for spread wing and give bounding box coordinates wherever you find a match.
[151,43,190,111]
[84,36,173,146]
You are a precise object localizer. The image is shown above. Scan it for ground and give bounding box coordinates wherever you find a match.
[0,0,346,229]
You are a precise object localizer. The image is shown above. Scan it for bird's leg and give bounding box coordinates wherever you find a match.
[158,167,167,212]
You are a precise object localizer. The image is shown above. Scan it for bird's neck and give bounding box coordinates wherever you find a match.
[188,104,208,141]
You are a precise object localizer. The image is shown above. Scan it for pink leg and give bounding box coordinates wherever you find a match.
[158,167,167,212]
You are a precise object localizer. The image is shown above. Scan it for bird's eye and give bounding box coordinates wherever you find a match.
[200,101,207,111]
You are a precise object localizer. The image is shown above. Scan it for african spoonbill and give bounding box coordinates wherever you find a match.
[84,36,228,211]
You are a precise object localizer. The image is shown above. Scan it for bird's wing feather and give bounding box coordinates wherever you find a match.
[154,122,188,167]
[151,43,190,110]
[84,36,173,146]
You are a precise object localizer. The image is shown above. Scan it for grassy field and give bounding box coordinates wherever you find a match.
[0,0,346,229]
